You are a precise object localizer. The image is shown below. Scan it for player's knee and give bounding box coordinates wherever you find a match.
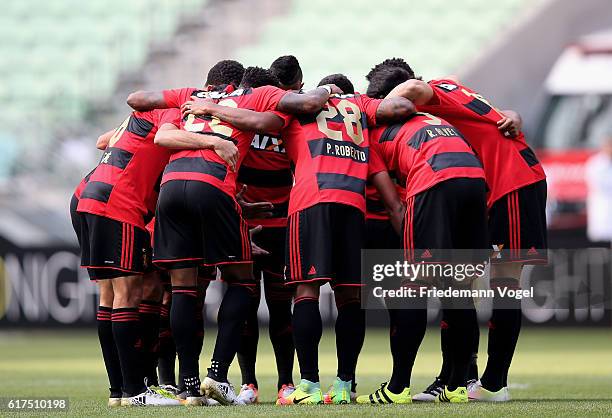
[491,262,523,280]
[169,267,198,287]
[112,275,143,308]
[97,280,114,307]
[295,283,319,300]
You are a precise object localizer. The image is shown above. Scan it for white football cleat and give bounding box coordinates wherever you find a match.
[237,384,258,404]
[202,376,242,405]
[412,378,444,402]
[121,387,182,406]
[468,380,510,402]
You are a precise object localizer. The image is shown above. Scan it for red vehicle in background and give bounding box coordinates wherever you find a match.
[535,29,612,231]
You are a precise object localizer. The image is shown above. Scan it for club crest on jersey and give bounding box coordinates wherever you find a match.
[251,134,285,153]
[437,83,458,92]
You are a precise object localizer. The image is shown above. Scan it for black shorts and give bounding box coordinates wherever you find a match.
[285,203,364,288]
[252,225,286,281]
[403,178,488,262]
[365,218,401,250]
[489,180,548,264]
[74,212,152,280]
[153,180,252,269]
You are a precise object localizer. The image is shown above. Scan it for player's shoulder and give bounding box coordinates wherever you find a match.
[429,78,464,93]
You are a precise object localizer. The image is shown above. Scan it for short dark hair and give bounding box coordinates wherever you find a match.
[318,73,354,94]
[206,60,245,87]
[270,55,303,87]
[366,67,412,98]
[366,57,416,82]
[239,66,280,89]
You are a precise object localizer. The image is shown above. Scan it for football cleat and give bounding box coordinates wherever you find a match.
[237,383,259,404]
[121,387,183,406]
[468,380,510,402]
[436,386,468,403]
[108,397,122,407]
[276,379,323,405]
[324,377,352,404]
[276,384,296,404]
[202,376,242,405]
[412,377,444,402]
[159,384,181,396]
[356,382,411,404]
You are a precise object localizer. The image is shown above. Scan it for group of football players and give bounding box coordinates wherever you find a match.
[70,54,547,406]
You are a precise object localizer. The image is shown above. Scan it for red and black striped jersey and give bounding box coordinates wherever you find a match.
[418,79,546,207]
[237,133,292,228]
[160,86,290,198]
[371,112,485,200]
[76,109,175,229]
[283,93,386,215]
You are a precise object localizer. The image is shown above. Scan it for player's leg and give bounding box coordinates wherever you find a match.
[203,262,256,405]
[153,179,209,404]
[236,274,261,399]
[476,180,547,401]
[168,267,202,402]
[264,277,295,396]
[95,279,123,406]
[196,268,214,371]
[277,206,335,405]
[157,281,176,389]
[357,197,424,405]
[139,271,163,387]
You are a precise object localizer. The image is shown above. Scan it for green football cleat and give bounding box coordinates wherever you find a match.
[277,379,323,405]
[324,377,352,404]
[356,382,412,404]
[436,386,468,403]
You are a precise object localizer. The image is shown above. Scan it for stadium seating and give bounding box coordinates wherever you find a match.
[237,0,531,90]
[0,0,208,180]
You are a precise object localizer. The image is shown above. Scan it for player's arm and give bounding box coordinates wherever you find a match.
[375,97,416,124]
[276,84,342,114]
[96,129,114,150]
[126,91,168,111]
[370,171,405,234]
[154,123,239,171]
[182,101,285,133]
[386,79,434,106]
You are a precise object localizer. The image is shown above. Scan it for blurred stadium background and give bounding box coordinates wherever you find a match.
[0,0,611,334]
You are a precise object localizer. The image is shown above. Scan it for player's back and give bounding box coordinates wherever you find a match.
[373,112,485,199]
[418,79,545,206]
[284,93,381,215]
[163,86,288,198]
[77,109,173,228]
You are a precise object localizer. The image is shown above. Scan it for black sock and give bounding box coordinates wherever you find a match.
[468,323,480,381]
[97,306,123,397]
[387,291,427,394]
[139,300,161,386]
[195,295,205,358]
[445,304,478,391]
[112,308,145,396]
[437,312,452,384]
[238,286,260,387]
[265,282,294,389]
[481,279,522,391]
[335,298,365,384]
[171,286,200,389]
[292,297,322,382]
[208,285,252,382]
[157,302,176,386]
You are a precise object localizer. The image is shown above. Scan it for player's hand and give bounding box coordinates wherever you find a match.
[181,100,213,117]
[236,185,274,219]
[213,140,239,171]
[497,112,520,138]
[326,84,344,95]
[249,225,270,256]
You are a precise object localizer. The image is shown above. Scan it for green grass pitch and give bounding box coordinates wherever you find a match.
[0,327,610,417]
